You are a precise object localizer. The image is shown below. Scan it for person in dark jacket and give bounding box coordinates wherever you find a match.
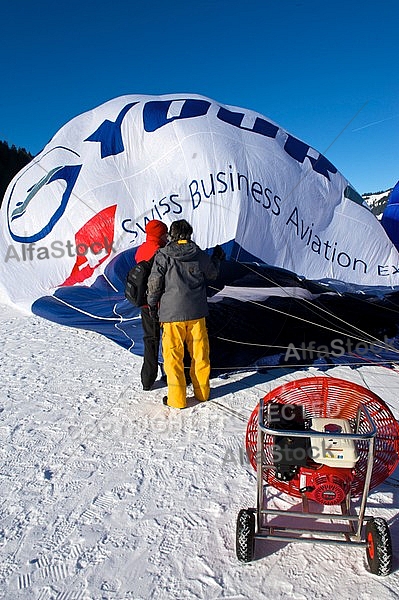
[135,219,168,390]
[147,219,225,408]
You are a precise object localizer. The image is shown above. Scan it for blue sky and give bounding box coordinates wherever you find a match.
[1,0,398,194]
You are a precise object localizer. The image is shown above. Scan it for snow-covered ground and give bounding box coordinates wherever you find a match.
[363,189,392,219]
[1,302,399,600]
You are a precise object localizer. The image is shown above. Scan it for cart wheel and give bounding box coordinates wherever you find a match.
[236,509,255,563]
[365,518,392,576]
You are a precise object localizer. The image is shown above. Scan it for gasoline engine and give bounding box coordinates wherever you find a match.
[271,403,357,505]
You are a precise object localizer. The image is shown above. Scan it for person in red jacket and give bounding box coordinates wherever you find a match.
[135,219,168,390]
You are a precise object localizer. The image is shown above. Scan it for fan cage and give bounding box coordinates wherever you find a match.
[245,376,399,497]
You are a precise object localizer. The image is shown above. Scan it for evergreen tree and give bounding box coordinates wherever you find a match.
[0,140,33,207]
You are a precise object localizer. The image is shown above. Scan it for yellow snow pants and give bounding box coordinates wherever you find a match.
[162,318,210,408]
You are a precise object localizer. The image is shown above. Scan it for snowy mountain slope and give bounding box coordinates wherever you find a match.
[1,303,399,600]
[363,189,392,219]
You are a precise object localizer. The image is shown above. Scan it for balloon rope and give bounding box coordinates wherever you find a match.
[235,261,399,354]
[205,399,249,422]
[208,262,399,356]
[208,284,399,356]
[208,358,399,372]
[112,303,135,351]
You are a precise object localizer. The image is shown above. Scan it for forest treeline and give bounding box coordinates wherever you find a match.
[0,140,33,206]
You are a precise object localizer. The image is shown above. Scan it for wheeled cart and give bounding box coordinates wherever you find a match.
[237,377,399,576]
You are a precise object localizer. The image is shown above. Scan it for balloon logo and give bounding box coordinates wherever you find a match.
[7,147,82,244]
[61,205,116,286]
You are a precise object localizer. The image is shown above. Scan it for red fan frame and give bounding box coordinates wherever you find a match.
[246,376,399,497]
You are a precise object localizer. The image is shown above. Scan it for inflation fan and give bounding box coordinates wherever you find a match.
[237,376,399,576]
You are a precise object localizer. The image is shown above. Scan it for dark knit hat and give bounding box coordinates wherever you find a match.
[169,219,193,241]
[145,220,168,239]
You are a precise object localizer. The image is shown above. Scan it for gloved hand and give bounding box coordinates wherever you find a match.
[148,306,159,321]
[212,244,226,261]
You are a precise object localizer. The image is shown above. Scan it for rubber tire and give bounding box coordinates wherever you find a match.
[236,509,256,563]
[365,517,392,576]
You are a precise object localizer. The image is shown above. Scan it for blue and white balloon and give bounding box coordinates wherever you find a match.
[1,94,398,368]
